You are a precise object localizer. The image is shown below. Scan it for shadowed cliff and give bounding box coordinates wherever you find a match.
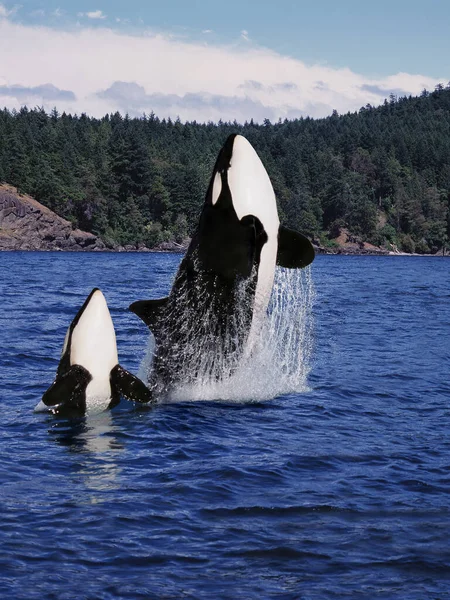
[0,184,105,251]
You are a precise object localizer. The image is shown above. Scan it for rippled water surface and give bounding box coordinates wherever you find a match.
[1,252,450,599]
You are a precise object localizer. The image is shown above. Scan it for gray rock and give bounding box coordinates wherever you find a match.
[153,239,190,253]
[0,185,104,252]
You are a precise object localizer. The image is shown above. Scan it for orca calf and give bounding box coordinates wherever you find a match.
[37,288,153,416]
[130,134,315,398]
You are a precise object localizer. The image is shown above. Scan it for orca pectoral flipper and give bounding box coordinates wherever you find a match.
[110,365,155,404]
[42,365,91,414]
[277,225,315,269]
[129,297,168,330]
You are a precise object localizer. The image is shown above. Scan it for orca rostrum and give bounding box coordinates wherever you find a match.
[130,134,315,398]
[37,288,153,416]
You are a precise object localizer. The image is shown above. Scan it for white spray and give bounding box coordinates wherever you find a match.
[139,265,315,403]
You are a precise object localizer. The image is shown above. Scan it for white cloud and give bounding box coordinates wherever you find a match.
[52,8,63,18]
[78,10,106,20]
[0,16,443,123]
[0,3,19,18]
[240,29,249,41]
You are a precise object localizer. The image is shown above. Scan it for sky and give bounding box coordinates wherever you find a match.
[0,0,449,123]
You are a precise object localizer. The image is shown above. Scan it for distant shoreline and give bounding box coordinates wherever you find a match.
[0,248,448,257]
[2,185,447,257]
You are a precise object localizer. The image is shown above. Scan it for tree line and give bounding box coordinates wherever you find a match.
[1,84,450,252]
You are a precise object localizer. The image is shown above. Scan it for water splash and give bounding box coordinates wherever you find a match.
[139,266,315,403]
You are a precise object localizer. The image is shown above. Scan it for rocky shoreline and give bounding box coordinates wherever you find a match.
[312,228,449,257]
[0,185,189,253]
[0,185,104,251]
[0,185,447,257]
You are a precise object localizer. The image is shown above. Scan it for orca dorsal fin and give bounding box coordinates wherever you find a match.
[277,225,315,269]
[129,297,168,330]
[110,365,155,404]
[42,364,92,415]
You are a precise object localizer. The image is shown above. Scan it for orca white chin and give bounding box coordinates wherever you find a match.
[227,135,279,231]
[71,289,118,385]
[227,135,280,355]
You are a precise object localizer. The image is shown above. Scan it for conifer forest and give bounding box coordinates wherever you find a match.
[1,85,450,253]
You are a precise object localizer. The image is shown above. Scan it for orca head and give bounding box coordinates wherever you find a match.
[69,288,118,405]
[38,289,154,416]
[209,134,279,236]
[198,135,278,281]
[37,289,119,416]
[69,289,118,372]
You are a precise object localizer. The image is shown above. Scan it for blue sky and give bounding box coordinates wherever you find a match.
[0,1,447,121]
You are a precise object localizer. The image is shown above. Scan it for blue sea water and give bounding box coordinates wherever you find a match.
[1,252,450,600]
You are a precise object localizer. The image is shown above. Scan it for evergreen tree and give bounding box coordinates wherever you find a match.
[1,86,450,252]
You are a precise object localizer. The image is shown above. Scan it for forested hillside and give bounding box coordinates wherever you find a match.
[1,85,450,252]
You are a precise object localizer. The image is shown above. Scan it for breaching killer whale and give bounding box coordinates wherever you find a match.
[37,288,153,415]
[130,134,315,398]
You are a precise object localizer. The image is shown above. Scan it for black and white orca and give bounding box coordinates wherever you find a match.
[130,134,315,398]
[37,288,153,416]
